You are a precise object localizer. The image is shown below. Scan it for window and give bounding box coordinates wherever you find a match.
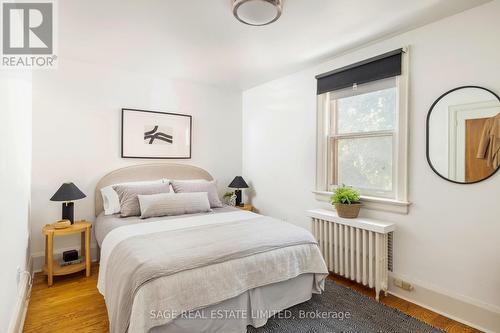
[329,78,397,198]
[315,49,409,212]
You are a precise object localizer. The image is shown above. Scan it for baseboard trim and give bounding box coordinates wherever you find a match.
[388,273,500,333]
[7,256,33,333]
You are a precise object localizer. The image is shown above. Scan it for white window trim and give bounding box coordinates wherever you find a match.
[315,47,411,214]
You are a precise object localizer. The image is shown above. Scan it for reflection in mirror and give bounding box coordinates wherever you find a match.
[427,86,500,184]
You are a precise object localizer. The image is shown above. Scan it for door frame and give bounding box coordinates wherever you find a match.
[448,100,499,182]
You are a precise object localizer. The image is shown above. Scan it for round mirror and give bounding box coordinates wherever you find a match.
[426,86,500,184]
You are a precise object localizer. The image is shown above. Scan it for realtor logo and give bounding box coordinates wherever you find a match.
[1,0,57,68]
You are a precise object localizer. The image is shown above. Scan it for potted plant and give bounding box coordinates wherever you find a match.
[223,191,237,206]
[330,185,362,218]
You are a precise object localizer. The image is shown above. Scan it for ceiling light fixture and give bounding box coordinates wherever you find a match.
[233,0,283,26]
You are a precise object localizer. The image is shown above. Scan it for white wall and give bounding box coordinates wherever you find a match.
[0,70,32,332]
[31,58,242,267]
[243,0,500,329]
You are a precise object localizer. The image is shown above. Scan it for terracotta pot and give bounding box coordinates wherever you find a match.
[334,203,362,218]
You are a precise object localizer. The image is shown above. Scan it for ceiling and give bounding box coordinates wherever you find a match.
[58,0,490,90]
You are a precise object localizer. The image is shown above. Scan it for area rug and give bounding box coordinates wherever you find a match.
[248,279,443,333]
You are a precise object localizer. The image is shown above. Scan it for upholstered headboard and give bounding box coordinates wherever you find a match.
[94,163,214,216]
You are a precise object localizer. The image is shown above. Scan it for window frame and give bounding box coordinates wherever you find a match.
[315,48,410,214]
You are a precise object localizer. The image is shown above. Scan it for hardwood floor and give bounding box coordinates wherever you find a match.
[24,265,482,333]
[24,264,108,333]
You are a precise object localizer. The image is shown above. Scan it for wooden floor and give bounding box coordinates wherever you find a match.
[24,264,481,333]
[24,264,108,333]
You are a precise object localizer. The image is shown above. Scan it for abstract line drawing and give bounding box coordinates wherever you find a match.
[122,108,191,158]
[144,125,173,144]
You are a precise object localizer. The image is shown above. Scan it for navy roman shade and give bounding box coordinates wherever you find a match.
[315,49,404,95]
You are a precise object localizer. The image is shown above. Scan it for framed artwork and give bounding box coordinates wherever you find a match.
[121,108,192,159]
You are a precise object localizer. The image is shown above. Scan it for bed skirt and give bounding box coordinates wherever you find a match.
[148,274,315,333]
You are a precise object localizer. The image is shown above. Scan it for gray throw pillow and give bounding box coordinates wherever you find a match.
[170,180,223,208]
[138,192,211,219]
[114,183,170,217]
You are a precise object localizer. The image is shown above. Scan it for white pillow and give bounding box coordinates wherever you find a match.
[100,179,166,215]
[138,192,211,219]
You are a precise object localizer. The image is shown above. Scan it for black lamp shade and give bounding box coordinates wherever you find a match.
[50,182,86,202]
[228,176,249,189]
[50,183,85,224]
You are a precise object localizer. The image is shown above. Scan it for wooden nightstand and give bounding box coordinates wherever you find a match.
[42,220,92,286]
[236,204,254,212]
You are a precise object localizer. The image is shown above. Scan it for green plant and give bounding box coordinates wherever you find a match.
[223,191,234,198]
[331,185,360,205]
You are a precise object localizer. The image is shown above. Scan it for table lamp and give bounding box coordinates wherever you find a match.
[50,182,86,224]
[228,176,249,207]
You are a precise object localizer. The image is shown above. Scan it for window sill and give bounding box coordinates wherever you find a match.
[313,190,411,214]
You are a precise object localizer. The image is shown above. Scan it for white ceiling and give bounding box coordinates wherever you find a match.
[59,0,490,90]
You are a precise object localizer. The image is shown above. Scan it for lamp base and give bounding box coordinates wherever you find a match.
[234,189,244,207]
[62,202,74,224]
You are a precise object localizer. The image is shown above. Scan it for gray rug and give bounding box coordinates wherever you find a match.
[248,279,443,333]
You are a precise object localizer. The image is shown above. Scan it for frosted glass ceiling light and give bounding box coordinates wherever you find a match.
[233,0,283,26]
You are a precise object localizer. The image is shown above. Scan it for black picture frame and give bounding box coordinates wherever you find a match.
[121,108,192,159]
[426,85,500,184]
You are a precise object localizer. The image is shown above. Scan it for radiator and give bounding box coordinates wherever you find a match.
[308,209,396,301]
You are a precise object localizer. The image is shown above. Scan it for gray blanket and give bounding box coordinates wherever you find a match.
[104,215,328,333]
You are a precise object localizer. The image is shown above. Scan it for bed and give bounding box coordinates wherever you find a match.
[94,163,328,333]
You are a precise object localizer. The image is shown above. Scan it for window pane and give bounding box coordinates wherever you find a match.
[335,136,393,194]
[335,86,396,134]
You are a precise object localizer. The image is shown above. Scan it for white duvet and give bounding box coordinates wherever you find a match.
[98,211,328,333]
